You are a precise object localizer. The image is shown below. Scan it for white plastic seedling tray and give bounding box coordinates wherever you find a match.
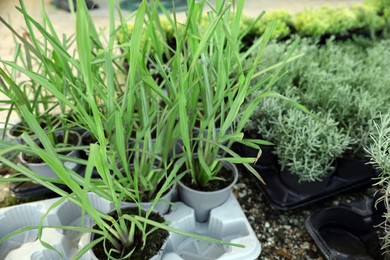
[0,193,261,259]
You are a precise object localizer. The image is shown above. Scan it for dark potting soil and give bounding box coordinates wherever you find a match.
[9,123,28,137]
[180,166,234,192]
[9,121,47,137]
[0,162,16,176]
[23,132,80,164]
[92,208,168,260]
[121,177,166,203]
[82,132,97,145]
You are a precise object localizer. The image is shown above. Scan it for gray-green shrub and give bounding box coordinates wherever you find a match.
[245,94,349,182]
[272,110,350,181]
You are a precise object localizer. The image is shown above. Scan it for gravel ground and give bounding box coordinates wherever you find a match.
[234,170,378,260]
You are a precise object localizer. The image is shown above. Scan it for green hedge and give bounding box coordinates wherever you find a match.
[118,1,390,48]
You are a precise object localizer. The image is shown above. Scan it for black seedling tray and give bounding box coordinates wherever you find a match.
[305,196,386,259]
[247,158,378,211]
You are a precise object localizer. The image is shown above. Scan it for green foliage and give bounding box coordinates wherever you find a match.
[157,0,300,187]
[351,4,386,31]
[294,7,356,37]
[245,92,349,181]
[257,10,292,40]
[365,0,390,13]
[0,0,249,258]
[294,41,390,155]
[384,6,390,20]
[246,39,390,181]
[367,113,390,253]
[273,110,349,181]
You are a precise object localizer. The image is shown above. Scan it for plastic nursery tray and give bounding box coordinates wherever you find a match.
[0,193,261,259]
[248,160,378,211]
[305,196,385,259]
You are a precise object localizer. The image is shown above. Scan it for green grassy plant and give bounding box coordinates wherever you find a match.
[0,0,246,258]
[151,0,302,187]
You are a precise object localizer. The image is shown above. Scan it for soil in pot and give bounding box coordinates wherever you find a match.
[8,122,30,138]
[179,166,234,192]
[8,120,47,140]
[22,131,80,164]
[81,131,98,159]
[178,161,238,222]
[81,131,97,146]
[91,208,168,260]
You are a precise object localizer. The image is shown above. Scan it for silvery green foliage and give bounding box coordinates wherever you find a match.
[368,113,390,254]
[271,110,350,181]
[247,39,390,158]
[245,86,301,140]
[244,88,349,181]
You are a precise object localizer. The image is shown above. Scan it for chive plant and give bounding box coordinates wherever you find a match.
[0,0,246,258]
[0,0,109,146]
[151,0,302,187]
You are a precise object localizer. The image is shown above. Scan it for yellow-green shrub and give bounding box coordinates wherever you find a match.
[257,10,292,39]
[325,8,356,34]
[117,23,136,44]
[240,15,258,36]
[351,4,386,31]
[294,7,356,37]
[365,0,390,13]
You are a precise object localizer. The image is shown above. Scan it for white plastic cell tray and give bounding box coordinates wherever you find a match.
[0,193,261,259]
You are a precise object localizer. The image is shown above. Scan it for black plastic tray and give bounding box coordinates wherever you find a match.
[237,143,379,210]
[249,162,378,211]
[305,196,386,259]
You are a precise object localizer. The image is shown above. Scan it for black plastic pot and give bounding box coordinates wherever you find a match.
[337,157,377,182]
[248,157,379,210]
[238,143,278,168]
[10,181,60,199]
[53,0,98,12]
[279,167,332,195]
[305,196,387,259]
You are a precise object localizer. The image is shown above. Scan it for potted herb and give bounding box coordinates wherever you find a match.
[0,0,246,258]
[153,0,300,222]
[270,109,349,192]
[18,128,82,178]
[245,91,350,191]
